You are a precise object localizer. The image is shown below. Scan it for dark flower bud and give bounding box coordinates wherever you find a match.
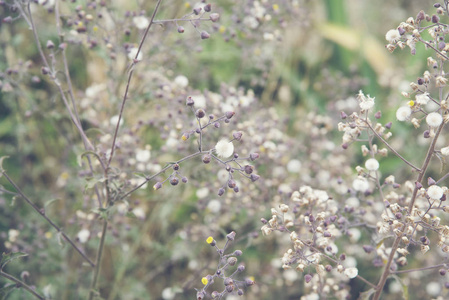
[204,4,211,12]
[250,174,260,182]
[325,265,332,272]
[238,289,244,296]
[237,264,245,272]
[398,27,406,35]
[416,10,425,21]
[234,250,243,256]
[197,291,206,300]
[340,111,347,119]
[211,291,219,298]
[423,130,430,138]
[439,41,446,50]
[395,212,402,219]
[432,14,440,23]
[244,165,254,174]
[375,111,382,119]
[233,131,243,141]
[228,179,236,188]
[446,282,449,289]
[200,31,210,39]
[186,96,195,106]
[385,122,392,129]
[249,153,259,161]
[415,181,423,189]
[181,132,190,141]
[153,182,162,190]
[202,154,211,164]
[170,177,179,186]
[59,43,67,50]
[182,177,188,183]
[2,16,12,23]
[417,78,424,85]
[41,67,50,75]
[234,153,239,159]
[195,128,201,134]
[226,285,234,293]
[323,231,331,237]
[339,253,346,261]
[261,218,267,224]
[46,40,55,49]
[428,177,436,186]
[434,3,441,8]
[209,13,220,22]
[227,257,237,266]
[342,143,349,149]
[441,194,446,201]
[225,111,235,119]
[304,274,312,283]
[363,245,374,253]
[384,200,390,208]
[177,26,185,33]
[393,183,400,188]
[224,277,234,286]
[214,122,220,128]
[440,269,447,276]
[196,109,206,118]
[218,188,225,196]
[233,186,239,193]
[227,231,236,241]
[173,163,180,170]
[193,7,202,15]
[420,236,430,245]
[209,114,214,119]
[245,278,255,286]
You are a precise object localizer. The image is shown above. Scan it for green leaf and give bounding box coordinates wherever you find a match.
[125,211,137,219]
[84,177,107,191]
[0,156,9,174]
[392,274,409,300]
[91,207,109,220]
[358,288,375,300]
[1,252,28,269]
[44,198,61,210]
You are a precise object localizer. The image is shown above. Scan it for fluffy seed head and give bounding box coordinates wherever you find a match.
[426,112,443,127]
[215,138,234,158]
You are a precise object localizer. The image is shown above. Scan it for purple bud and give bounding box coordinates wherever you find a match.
[439,41,446,50]
[423,130,430,138]
[225,111,235,119]
[398,27,406,35]
[385,122,392,129]
[193,7,202,15]
[211,291,219,298]
[41,67,50,75]
[197,291,206,300]
[395,212,402,219]
[181,177,188,183]
[417,78,424,85]
[173,163,180,171]
[224,277,234,286]
[225,285,234,293]
[177,26,185,33]
[153,182,162,190]
[434,3,441,8]
[428,177,436,186]
[363,245,374,253]
[200,31,210,39]
[432,14,440,23]
[261,218,267,224]
[245,278,255,286]
[227,231,236,241]
[170,177,179,186]
[416,10,425,21]
[244,165,254,174]
[325,265,332,272]
[250,174,260,182]
[186,96,194,106]
[340,111,347,119]
[204,4,212,12]
[202,154,211,164]
[342,143,348,150]
[228,179,236,188]
[249,153,259,161]
[233,186,239,193]
[196,109,206,118]
[214,122,220,128]
[233,131,243,141]
[440,269,447,276]
[304,274,312,283]
[375,111,382,119]
[59,43,67,50]
[46,40,55,49]
[415,181,423,189]
[339,253,346,261]
[238,289,244,296]
[218,188,225,196]
[209,13,220,22]
[234,250,243,256]
[323,231,331,237]
[237,264,245,272]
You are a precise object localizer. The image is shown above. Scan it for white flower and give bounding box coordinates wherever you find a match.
[344,267,358,279]
[174,75,189,88]
[427,185,443,200]
[352,177,369,192]
[133,16,149,30]
[396,106,411,121]
[365,158,379,171]
[77,229,90,243]
[359,96,375,110]
[426,281,441,297]
[110,115,124,127]
[287,159,302,173]
[207,200,221,213]
[136,149,151,162]
[128,47,142,61]
[385,29,400,43]
[426,112,443,127]
[215,138,234,158]
[196,187,209,199]
[263,32,274,41]
[415,93,430,105]
[441,146,449,156]
[132,207,146,219]
[161,287,176,300]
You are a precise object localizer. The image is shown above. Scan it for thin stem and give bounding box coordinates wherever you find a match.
[0,270,45,300]
[392,263,447,274]
[107,0,163,167]
[153,17,211,23]
[88,221,108,300]
[1,171,95,267]
[373,122,445,300]
[363,120,420,171]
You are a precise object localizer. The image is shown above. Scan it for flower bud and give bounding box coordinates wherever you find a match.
[249,153,259,161]
[234,250,243,256]
[200,31,210,39]
[233,186,239,193]
[210,13,220,22]
[225,111,235,119]
[340,111,347,119]
[250,174,260,182]
[170,177,179,186]
[432,14,440,23]
[227,257,237,266]
[153,182,162,190]
[375,111,381,119]
[186,96,195,106]
[193,7,202,15]
[218,188,225,196]
[202,154,211,164]
[204,4,212,12]
[304,274,312,283]
[244,165,254,174]
[227,231,236,241]
[237,264,245,272]
[228,179,236,188]
[46,40,55,49]
[238,289,244,296]
[233,131,243,141]
[181,177,188,183]
[177,26,185,33]
[196,109,206,118]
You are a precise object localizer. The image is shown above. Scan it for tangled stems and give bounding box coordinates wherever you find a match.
[0,269,44,300]
[372,122,445,300]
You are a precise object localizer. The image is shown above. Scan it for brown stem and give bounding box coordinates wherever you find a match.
[0,270,45,300]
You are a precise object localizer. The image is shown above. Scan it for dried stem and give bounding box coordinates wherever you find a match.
[0,270,45,300]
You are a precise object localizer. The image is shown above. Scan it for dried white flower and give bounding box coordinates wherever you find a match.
[415,93,430,105]
[441,146,449,156]
[426,112,443,127]
[133,16,149,30]
[174,75,189,88]
[396,106,412,121]
[344,267,358,279]
[385,29,401,43]
[77,229,90,243]
[287,159,302,173]
[427,185,443,200]
[136,149,151,162]
[365,158,379,171]
[215,138,234,158]
[352,177,369,192]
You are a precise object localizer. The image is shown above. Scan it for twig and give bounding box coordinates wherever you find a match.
[0,270,45,300]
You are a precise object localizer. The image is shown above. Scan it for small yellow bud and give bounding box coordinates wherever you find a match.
[272,4,279,11]
[408,100,415,107]
[206,236,214,244]
[201,277,208,285]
